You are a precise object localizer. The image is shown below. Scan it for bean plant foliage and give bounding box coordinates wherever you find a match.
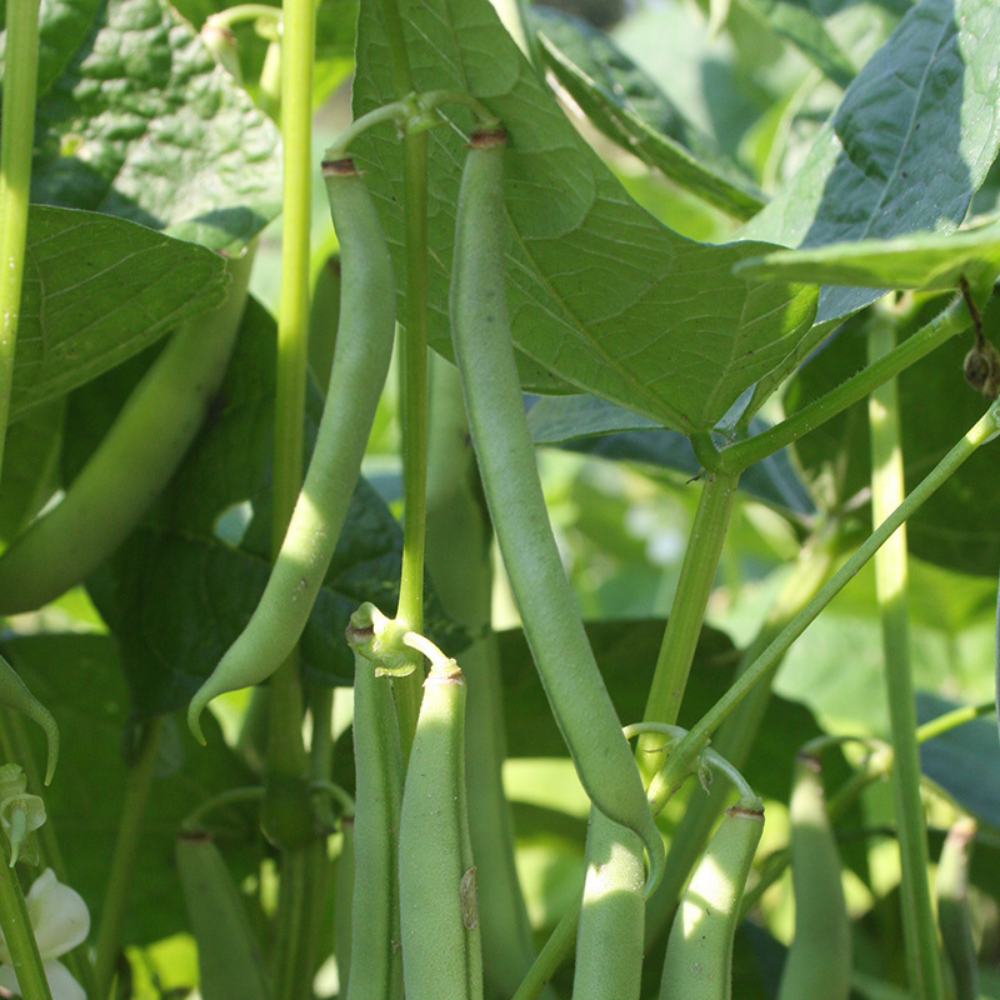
[0,0,999,997]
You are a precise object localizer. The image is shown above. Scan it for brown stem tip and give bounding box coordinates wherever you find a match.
[469,127,508,150]
[322,157,359,177]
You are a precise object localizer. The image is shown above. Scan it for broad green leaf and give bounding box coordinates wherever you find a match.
[737,220,1000,294]
[0,633,260,946]
[71,299,455,717]
[527,394,815,514]
[13,0,282,253]
[785,297,1000,576]
[352,0,818,434]
[743,0,1000,326]
[531,9,764,220]
[0,400,63,543]
[13,206,228,421]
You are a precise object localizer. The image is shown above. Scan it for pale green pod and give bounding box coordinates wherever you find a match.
[176,828,268,1000]
[776,755,851,1000]
[449,126,664,894]
[935,817,978,1000]
[345,642,403,1000]
[187,161,395,742]
[659,801,764,1000]
[572,809,645,1000]
[0,249,254,616]
[398,663,483,1000]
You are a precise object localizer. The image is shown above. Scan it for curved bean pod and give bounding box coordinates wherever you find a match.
[187,161,395,742]
[398,661,483,1000]
[0,653,58,784]
[344,635,404,1000]
[935,817,978,1000]
[658,800,764,1000]
[776,754,850,1000]
[449,126,664,893]
[0,250,255,615]
[176,828,268,1000]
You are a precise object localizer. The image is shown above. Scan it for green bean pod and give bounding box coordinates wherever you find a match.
[572,809,645,1000]
[187,160,395,742]
[0,653,58,784]
[935,817,978,1000]
[0,250,255,616]
[344,640,404,1000]
[658,800,764,1000]
[776,754,850,1000]
[176,828,269,1000]
[449,127,664,893]
[398,661,483,1000]
[334,814,355,997]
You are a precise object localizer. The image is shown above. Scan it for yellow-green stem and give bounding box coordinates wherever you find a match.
[867,316,945,1000]
[0,0,41,483]
[0,830,51,1000]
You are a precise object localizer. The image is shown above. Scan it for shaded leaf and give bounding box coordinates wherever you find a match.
[528,393,815,515]
[14,206,228,421]
[0,633,260,947]
[353,0,818,434]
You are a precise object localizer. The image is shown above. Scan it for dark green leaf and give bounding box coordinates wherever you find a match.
[785,299,1000,575]
[14,206,228,420]
[72,299,454,717]
[0,633,260,946]
[0,400,63,543]
[353,0,818,434]
[527,394,815,515]
[743,0,1000,326]
[15,0,282,253]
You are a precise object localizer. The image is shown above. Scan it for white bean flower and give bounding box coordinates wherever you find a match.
[0,869,90,1000]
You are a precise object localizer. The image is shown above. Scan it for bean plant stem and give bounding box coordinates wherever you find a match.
[266,0,321,993]
[718,297,970,473]
[0,0,41,483]
[510,899,581,1000]
[393,127,431,762]
[93,717,164,1000]
[640,468,739,762]
[867,317,945,1000]
[377,0,428,761]
[662,395,1000,791]
[0,831,51,1000]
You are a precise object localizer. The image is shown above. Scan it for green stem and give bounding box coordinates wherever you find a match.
[0,833,51,1000]
[0,0,42,484]
[93,718,164,1000]
[718,296,970,473]
[644,526,841,948]
[377,0,429,764]
[265,0,321,992]
[867,316,945,1000]
[207,3,281,29]
[664,396,1000,790]
[639,468,739,762]
[510,898,581,1000]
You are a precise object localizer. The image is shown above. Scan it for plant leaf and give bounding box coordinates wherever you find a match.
[531,9,764,220]
[527,394,815,515]
[352,0,818,434]
[738,221,1000,293]
[13,206,228,421]
[742,0,1000,326]
[5,0,283,253]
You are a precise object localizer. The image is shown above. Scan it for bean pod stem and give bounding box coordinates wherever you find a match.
[187,162,395,742]
[448,126,664,893]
